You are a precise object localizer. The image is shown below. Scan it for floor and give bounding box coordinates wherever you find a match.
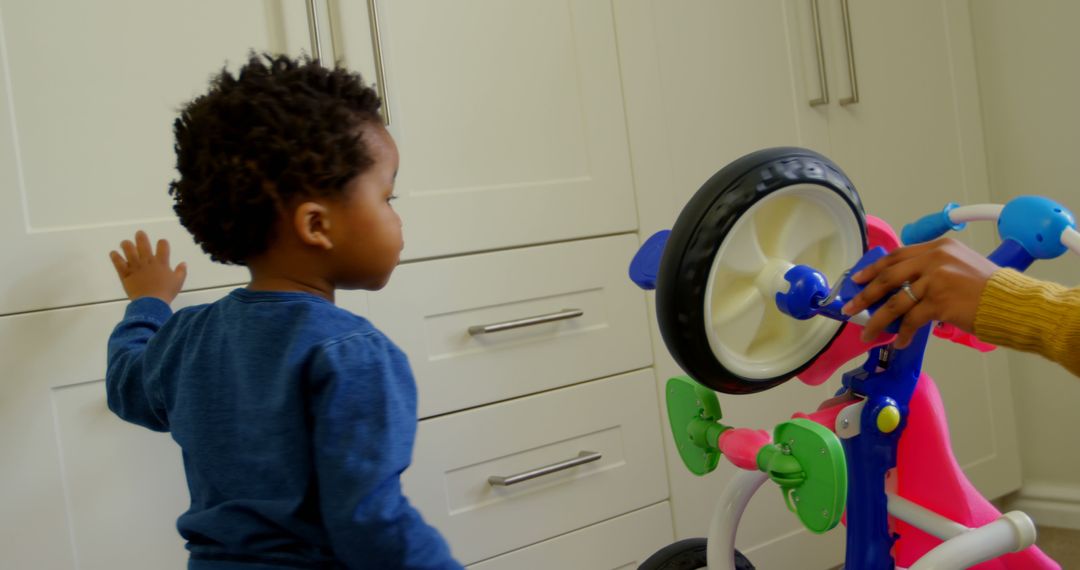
[1034,526,1080,567]
[825,526,1080,568]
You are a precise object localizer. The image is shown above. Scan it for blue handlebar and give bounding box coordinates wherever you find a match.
[997,196,1075,260]
[900,202,965,245]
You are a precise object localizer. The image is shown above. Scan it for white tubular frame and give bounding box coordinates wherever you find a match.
[707,470,768,570]
[887,494,1037,569]
[1062,228,1080,256]
[947,203,1004,225]
[887,494,968,540]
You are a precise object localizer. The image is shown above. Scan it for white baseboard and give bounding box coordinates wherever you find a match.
[1005,480,1080,530]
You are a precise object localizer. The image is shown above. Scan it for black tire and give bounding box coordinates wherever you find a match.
[638,538,755,570]
[656,147,867,394]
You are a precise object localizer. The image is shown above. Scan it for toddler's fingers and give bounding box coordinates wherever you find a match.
[135,231,153,259]
[121,239,139,265]
[109,250,128,275]
[174,262,188,281]
[156,239,170,265]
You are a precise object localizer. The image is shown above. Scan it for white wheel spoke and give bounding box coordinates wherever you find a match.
[721,215,768,275]
[710,285,765,356]
[745,305,793,358]
[777,203,838,261]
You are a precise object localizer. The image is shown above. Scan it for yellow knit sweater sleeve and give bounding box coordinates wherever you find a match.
[974,268,1080,377]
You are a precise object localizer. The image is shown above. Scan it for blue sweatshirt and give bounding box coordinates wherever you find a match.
[106,289,462,570]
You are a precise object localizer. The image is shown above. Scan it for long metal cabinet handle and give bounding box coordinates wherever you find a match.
[467,309,584,336]
[305,0,325,62]
[838,0,860,105]
[808,0,829,107]
[488,451,602,486]
[367,0,392,125]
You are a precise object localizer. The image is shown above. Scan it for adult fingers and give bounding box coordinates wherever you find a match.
[844,256,924,317]
[894,293,937,349]
[857,278,921,342]
[850,241,935,284]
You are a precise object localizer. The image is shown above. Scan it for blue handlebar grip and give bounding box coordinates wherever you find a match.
[629,230,670,290]
[900,202,965,245]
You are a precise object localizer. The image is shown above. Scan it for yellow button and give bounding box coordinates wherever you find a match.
[877,406,901,433]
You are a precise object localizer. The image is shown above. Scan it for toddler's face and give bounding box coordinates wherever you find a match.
[330,124,403,290]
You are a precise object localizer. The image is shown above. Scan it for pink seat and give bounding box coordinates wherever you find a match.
[892,374,1058,569]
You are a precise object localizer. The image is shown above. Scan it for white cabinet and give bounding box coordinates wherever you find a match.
[0,289,220,569]
[0,2,665,568]
[814,1,991,230]
[467,503,674,570]
[405,370,668,565]
[6,0,1016,568]
[323,0,639,263]
[0,284,368,570]
[370,235,653,418]
[613,0,1019,564]
[0,0,319,314]
[0,0,637,315]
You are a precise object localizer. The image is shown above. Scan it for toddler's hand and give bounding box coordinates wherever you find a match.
[109,231,187,304]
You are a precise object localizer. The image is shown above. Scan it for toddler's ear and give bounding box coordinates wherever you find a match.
[293,201,334,250]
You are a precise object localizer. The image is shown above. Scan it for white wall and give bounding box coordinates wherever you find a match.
[969,0,1080,528]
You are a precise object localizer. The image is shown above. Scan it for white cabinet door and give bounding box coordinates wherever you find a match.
[0,286,369,570]
[0,289,221,569]
[333,0,637,260]
[614,0,831,239]
[822,0,988,229]
[0,0,313,314]
[820,0,1021,498]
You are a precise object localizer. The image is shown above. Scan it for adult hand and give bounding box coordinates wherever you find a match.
[109,230,187,304]
[840,238,999,348]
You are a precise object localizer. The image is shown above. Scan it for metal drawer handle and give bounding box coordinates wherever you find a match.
[305,0,325,61]
[838,0,860,105]
[808,0,829,107]
[467,309,584,336]
[488,451,602,487]
[366,0,391,125]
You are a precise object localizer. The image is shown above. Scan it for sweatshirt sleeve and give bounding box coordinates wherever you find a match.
[308,331,463,570]
[974,268,1080,378]
[105,296,174,431]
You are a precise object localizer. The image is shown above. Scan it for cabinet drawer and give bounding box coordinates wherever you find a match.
[467,502,674,570]
[403,369,668,565]
[370,234,653,418]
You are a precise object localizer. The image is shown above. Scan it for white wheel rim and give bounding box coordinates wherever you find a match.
[702,184,863,380]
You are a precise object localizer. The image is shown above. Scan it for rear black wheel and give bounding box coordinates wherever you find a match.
[656,147,867,394]
[638,538,754,570]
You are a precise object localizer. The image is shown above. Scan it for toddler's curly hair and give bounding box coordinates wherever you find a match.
[169,53,382,264]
